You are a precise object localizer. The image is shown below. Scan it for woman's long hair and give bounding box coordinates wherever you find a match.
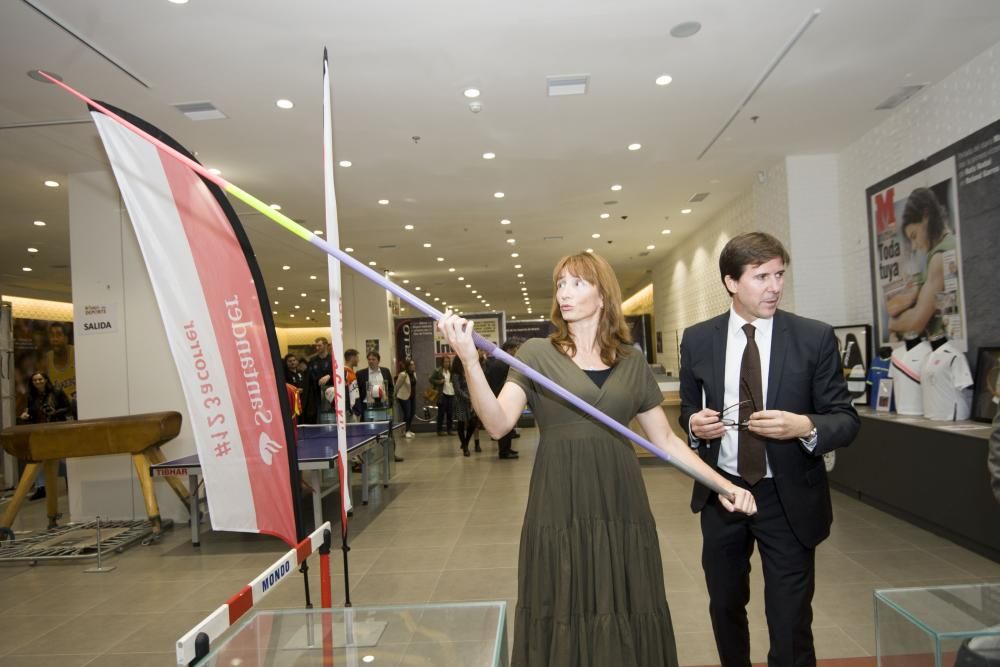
[549,253,632,367]
[450,355,466,379]
[28,372,55,399]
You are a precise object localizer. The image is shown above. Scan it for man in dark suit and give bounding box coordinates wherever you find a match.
[356,351,402,462]
[484,338,522,459]
[679,232,859,667]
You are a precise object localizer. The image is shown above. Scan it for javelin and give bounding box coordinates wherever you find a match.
[39,71,734,502]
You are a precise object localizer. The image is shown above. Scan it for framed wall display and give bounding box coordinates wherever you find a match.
[833,324,872,405]
[971,346,1000,423]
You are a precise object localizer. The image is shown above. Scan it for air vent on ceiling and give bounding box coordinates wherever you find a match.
[377,244,397,249]
[603,200,618,206]
[688,192,710,203]
[543,236,563,241]
[173,101,228,121]
[875,84,926,110]
[546,74,589,97]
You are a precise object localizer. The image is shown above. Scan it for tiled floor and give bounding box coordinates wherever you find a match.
[1,429,998,665]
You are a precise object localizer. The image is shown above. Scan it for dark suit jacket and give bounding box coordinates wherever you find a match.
[356,367,394,407]
[679,309,860,548]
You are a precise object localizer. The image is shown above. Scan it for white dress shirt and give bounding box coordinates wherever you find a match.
[718,308,774,478]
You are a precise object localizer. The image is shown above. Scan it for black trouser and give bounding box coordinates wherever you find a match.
[700,472,816,667]
[397,397,415,431]
[436,394,454,433]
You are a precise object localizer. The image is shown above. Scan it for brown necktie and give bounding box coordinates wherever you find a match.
[738,323,766,485]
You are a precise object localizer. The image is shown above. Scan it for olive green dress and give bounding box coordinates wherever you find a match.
[506,338,678,667]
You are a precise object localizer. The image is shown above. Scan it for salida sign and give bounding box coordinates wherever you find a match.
[79,304,116,335]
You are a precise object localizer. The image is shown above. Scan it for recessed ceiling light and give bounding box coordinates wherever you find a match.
[482,152,495,160]
[208,168,222,175]
[299,292,306,297]
[646,245,655,250]
[269,203,281,210]
[276,99,294,110]
[282,265,291,270]
[514,264,522,269]
[290,314,295,318]
[423,243,432,248]
[425,292,431,297]
[494,192,504,199]
[167,0,189,4]
[402,279,410,284]
[309,275,317,280]
[586,248,594,253]
[500,219,511,225]
[33,220,46,227]
[378,199,389,205]
[520,287,527,292]
[670,21,701,38]
[627,143,641,151]
[27,247,38,253]
[277,286,285,291]
[321,298,327,303]
[449,267,456,272]
[681,208,692,214]
[465,284,471,289]
[368,261,377,266]
[472,290,478,294]
[506,239,516,244]
[655,74,673,86]
[339,160,352,167]
[463,88,481,98]
[436,257,444,262]
[610,184,622,191]
[388,271,395,276]
[511,316,516,320]
[517,273,524,278]
[600,213,610,219]
[22,267,32,272]
[458,277,464,281]
[415,286,422,291]
[661,229,672,235]
[44,180,59,187]
[314,230,324,235]
[404,224,414,230]
[434,297,440,302]
[592,233,601,239]
[274,300,279,305]
[345,247,354,253]
[511,252,519,258]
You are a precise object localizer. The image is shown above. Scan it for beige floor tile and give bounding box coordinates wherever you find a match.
[0,612,75,657]
[848,548,973,583]
[106,610,211,654]
[12,613,138,656]
[351,570,442,605]
[675,630,722,666]
[431,567,516,602]
[1,655,99,667]
[456,523,523,545]
[447,543,520,570]
[367,546,452,573]
[841,623,878,655]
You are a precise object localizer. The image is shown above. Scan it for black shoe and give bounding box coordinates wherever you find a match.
[29,487,46,501]
[499,452,519,459]
[462,448,470,457]
[511,432,521,439]
[509,449,519,455]
[394,456,405,463]
[474,444,482,452]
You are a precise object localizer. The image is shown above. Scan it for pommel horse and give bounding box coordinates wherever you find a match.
[0,411,190,541]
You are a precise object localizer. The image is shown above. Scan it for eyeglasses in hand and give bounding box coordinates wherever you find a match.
[718,379,758,430]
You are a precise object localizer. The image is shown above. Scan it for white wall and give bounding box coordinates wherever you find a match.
[68,170,193,522]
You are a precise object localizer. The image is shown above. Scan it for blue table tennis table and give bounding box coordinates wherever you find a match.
[151,421,402,546]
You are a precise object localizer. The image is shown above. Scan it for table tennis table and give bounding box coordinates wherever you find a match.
[151,421,402,546]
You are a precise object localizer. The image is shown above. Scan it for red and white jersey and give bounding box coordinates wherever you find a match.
[889,341,932,416]
[921,341,973,421]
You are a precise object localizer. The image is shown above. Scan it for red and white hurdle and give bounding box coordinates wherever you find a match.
[176,521,334,666]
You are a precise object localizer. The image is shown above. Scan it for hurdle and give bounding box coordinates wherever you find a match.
[176,521,333,666]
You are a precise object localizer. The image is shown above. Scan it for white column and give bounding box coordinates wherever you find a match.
[67,170,193,522]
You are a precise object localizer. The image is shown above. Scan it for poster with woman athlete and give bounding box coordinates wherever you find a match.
[868,160,966,350]
[867,118,1000,361]
[13,318,76,423]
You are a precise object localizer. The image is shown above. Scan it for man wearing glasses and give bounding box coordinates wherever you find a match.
[679,232,859,667]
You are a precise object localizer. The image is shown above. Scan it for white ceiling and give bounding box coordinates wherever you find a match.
[2,0,999,326]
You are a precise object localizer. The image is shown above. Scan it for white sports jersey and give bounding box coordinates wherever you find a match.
[921,341,973,420]
[889,341,932,416]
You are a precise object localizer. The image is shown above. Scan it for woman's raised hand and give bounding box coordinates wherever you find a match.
[437,310,479,365]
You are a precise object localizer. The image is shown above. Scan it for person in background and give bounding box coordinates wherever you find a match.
[284,353,306,392]
[429,355,455,436]
[989,375,1000,504]
[484,338,522,459]
[302,337,333,424]
[450,355,479,456]
[19,372,72,500]
[357,351,403,463]
[395,359,417,438]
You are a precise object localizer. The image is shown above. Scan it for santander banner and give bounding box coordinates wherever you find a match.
[92,109,297,545]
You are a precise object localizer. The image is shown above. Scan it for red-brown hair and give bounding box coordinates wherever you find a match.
[549,253,632,367]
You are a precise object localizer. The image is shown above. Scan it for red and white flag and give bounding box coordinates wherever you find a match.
[91,106,299,545]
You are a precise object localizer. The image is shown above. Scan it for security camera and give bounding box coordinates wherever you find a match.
[469,101,482,114]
